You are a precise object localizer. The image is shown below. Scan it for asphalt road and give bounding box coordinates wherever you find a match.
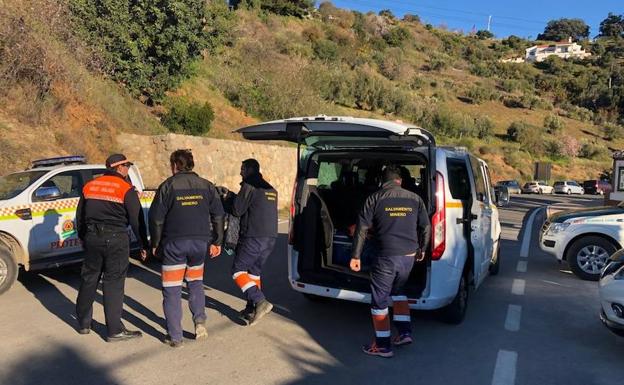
[0,193,622,385]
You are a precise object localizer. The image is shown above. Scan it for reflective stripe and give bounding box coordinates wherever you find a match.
[248,274,260,280]
[232,271,247,279]
[185,264,204,282]
[375,330,391,338]
[163,280,184,288]
[241,281,256,292]
[393,315,411,322]
[163,264,187,271]
[371,308,389,316]
[391,295,408,301]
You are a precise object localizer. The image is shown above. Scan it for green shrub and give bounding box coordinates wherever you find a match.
[603,123,623,141]
[466,85,493,104]
[257,0,314,18]
[474,116,495,139]
[578,142,608,160]
[544,114,564,134]
[383,26,410,47]
[162,99,214,136]
[313,39,339,61]
[507,121,544,155]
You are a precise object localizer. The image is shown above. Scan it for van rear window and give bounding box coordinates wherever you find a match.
[446,158,470,200]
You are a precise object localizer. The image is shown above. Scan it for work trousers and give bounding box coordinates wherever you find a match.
[161,239,208,342]
[370,255,414,348]
[76,231,130,336]
[232,237,276,305]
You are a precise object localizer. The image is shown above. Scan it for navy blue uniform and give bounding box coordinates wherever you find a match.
[149,171,225,343]
[352,180,431,348]
[231,173,278,305]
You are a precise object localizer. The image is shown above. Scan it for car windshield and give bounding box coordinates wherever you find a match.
[0,171,47,200]
[554,182,564,186]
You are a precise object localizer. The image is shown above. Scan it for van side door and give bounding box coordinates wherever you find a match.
[467,156,488,287]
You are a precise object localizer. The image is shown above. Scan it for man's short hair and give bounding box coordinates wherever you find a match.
[242,158,260,174]
[382,164,402,182]
[170,149,194,172]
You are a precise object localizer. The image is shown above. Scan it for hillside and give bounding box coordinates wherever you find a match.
[1,1,623,183]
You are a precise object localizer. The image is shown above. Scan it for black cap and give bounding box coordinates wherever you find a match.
[105,154,133,168]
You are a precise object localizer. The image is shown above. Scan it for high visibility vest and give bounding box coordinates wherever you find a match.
[83,175,132,204]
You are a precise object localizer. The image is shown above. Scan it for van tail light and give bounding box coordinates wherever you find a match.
[431,171,446,260]
[288,179,298,245]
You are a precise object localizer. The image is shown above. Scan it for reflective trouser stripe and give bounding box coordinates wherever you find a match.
[233,271,256,293]
[393,315,411,322]
[371,307,390,337]
[162,264,186,287]
[185,264,204,282]
[249,274,261,289]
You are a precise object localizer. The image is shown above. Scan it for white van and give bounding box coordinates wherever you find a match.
[237,116,502,323]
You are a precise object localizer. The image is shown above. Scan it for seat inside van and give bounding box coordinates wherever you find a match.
[292,149,431,299]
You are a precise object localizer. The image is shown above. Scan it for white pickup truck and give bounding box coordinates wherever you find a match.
[0,156,154,294]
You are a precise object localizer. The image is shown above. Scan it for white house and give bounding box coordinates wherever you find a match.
[525,38,591,62]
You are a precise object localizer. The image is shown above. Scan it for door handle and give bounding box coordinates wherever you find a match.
[15,208,32,220]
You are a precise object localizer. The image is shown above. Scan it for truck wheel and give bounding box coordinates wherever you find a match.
[566,236,617,281]
[0,246,18,295]
[439,273,469,324]
[489,241,501,276]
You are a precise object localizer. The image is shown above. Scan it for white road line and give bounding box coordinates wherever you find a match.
[504,305,522,332]
[491,350,518,385]
[511,279,526,296]
[516,261,527,273]
[520,208,543,258]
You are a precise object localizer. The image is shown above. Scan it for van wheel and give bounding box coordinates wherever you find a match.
[439,273,469,324]
[567,189,571,195]
[0,246,18,295]
[566,236,617,281]
[489,241,501,276]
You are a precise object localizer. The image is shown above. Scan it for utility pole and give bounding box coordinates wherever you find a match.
[487,15,492,31]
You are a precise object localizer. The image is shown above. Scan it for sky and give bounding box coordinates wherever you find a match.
[328,0,623,39]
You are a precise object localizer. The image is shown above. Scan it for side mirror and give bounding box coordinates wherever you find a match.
[34,186,62,201]
[494,186,510,207]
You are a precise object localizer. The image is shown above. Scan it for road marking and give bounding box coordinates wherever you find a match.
[504,305,522,332]
[491,350,518,385]
[516,261,527,273]
[541,279,571,288]
[511,279,526,296]
[520,208,543,258]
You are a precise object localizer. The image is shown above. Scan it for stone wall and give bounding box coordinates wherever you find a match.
[117,133,297,209]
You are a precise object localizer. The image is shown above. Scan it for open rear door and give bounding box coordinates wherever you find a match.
[235,116,435,147]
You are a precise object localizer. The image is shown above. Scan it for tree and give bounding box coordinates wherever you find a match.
[69,0,208,103]
[258,0,314,18]
[475,30,494,40]
[599,13,624,38]
[537,18,589,41]
[379,9,394,18]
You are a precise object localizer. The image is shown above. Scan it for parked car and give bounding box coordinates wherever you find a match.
[522,181,553,194]
[496,180,521,194]
[0,156,153,294]
[599,250,624,337]
[236,115,505,324]
[554,180,584,195]
[540,205,624,280]
[583,180,612,195]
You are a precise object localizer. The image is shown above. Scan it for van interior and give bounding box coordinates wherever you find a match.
[292,149,431,299]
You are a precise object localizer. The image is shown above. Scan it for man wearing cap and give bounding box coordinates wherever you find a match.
[75,154,149,342]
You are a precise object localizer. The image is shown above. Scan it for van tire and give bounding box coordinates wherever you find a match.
[439,273,469,324]
[0,245,18,295]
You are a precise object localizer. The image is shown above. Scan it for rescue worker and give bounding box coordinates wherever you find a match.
[231,159,278,326]
[75,154,148,342]
[350,164,431,358]
[149,149,225,348]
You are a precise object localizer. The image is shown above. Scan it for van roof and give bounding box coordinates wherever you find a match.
[278,116,421,134]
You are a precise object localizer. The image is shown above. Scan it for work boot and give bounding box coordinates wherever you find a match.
[195,322,208,340]
[107,327,142,343]
[392,333,413,347]
[248,300,273,326]
[77,320,94,335]
[239,302,255,324]
[163,335,184,348]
